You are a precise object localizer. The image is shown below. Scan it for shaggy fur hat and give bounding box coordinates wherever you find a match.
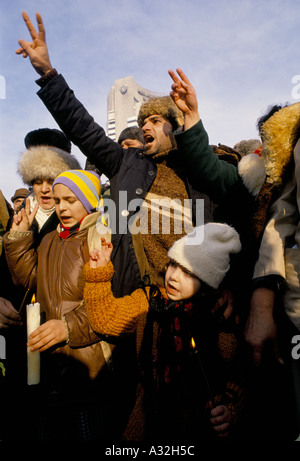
[167,223,241,289]
[24,128,72,153]
[18,146,82,186]
[137,96,184,131]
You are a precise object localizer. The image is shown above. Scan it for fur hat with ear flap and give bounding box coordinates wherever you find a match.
[18,146,82,186]
[137,96,184,131]
[167,223,241,289]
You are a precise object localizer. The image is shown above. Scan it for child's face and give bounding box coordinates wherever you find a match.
[53,183,88,227]
[165,261,201,301]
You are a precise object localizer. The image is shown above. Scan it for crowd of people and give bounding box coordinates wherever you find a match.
[0,11,299,441]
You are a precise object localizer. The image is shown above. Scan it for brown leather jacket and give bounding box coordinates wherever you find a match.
[3,211,113,382]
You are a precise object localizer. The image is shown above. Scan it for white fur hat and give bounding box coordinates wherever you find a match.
[18,146,82,185]
[167,223,241,289]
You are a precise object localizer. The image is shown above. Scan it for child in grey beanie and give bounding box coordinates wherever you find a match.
[85,222,245,441]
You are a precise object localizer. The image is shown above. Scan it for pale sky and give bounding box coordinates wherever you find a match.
[1,0,300,201]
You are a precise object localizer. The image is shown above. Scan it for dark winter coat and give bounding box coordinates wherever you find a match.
[37,74,215,296]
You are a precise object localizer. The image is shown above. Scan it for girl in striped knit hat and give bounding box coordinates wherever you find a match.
[4,169,117,440]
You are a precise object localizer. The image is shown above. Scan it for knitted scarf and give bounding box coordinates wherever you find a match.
[138,286,245,439]
[146,287,195,390]
[29,194,56,231]
[139,287,216,439]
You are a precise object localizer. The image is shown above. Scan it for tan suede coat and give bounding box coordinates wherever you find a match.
[4,211,113,380]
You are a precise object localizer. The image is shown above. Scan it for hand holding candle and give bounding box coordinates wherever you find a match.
[27,318,68,352]
[209,402,232,437]
[26,295,69,385]
[191,336,232,437]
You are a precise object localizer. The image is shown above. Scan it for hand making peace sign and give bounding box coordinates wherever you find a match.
[168,68,200,129]
[16,11,53,76]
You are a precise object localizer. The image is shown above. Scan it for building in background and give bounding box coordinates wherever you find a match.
[107,76,161,141]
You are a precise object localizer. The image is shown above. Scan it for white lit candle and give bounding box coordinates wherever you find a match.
[26,295,40,385]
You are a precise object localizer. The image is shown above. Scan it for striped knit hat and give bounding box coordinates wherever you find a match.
[52,170,102,213]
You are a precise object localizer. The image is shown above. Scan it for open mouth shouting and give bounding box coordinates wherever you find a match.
[40,195,52,204]
[144,134,154,149]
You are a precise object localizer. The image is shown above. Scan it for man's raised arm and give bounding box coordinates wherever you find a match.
[169,68,241,203]
[15,11,123,179]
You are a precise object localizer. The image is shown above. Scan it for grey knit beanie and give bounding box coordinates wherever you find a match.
[167,223,241,289]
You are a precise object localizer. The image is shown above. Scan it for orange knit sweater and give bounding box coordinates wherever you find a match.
[84,261,151,354]
[84,261,153,440]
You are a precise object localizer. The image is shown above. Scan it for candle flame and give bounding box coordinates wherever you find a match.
[31,294,36,303]
[191,337,196,349]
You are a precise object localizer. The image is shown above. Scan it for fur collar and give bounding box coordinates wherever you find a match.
[238,102,300,196]
[238,152,266,197]
[55,210,111,252]
[261,102,300,186]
